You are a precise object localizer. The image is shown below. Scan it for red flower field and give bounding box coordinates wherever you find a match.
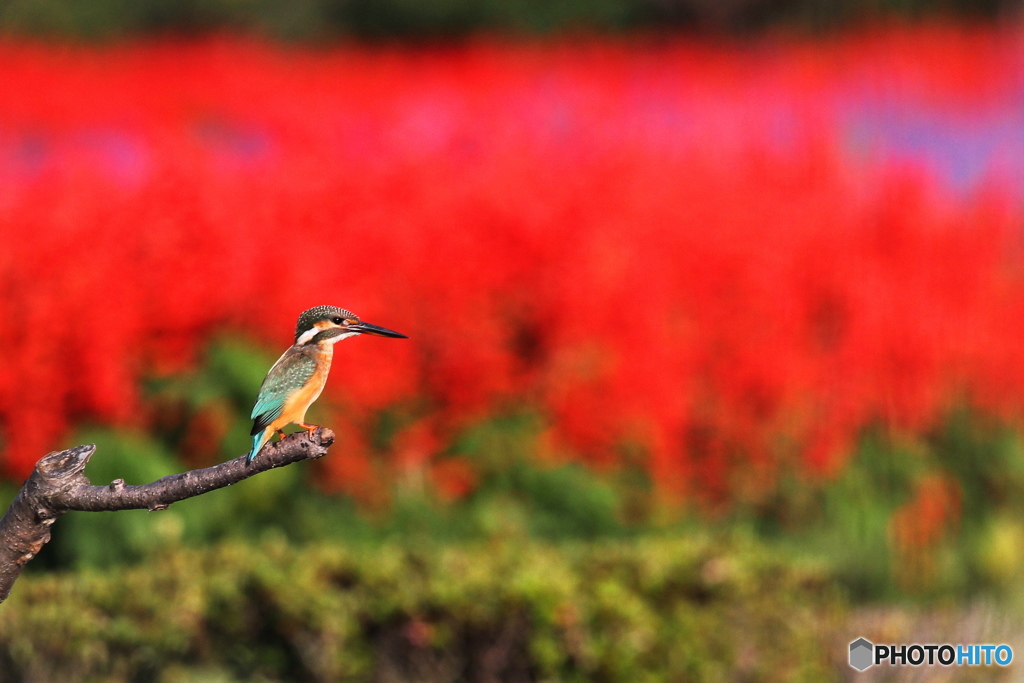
[0,27,1022,504]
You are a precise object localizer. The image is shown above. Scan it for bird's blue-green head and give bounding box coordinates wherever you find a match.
[294,305,408,346]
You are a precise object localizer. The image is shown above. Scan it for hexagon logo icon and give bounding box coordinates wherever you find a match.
[849,638,874,671]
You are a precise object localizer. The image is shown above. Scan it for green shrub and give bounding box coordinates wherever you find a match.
[0,537,844,682]
[0,0,1013,41]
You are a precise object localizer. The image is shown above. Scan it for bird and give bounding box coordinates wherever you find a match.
[246,305,407,464]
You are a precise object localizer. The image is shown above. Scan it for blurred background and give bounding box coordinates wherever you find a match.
[1,0,1024,680]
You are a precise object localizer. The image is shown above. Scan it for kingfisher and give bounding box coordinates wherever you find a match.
[247,305,407,464]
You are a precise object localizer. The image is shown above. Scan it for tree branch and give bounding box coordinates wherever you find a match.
[0,427,335,603]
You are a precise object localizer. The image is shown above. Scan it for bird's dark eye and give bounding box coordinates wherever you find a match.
[331,316,344,325]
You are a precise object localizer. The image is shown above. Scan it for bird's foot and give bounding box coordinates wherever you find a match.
[298,422,320,436]
[277,430,287,441]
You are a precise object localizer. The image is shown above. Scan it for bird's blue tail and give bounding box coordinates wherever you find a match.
[247,431,268,465]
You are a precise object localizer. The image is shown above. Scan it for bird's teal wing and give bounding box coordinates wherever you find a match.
[249,349,317,436]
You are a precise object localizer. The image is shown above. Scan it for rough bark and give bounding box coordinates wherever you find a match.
[0,427,335,603]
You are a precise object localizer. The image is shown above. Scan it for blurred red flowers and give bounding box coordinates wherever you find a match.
[0,28,1021,505]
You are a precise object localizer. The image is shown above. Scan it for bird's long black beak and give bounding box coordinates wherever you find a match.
[350,322,408,338]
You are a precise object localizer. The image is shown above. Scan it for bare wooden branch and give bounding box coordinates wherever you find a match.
[0,428,335,603]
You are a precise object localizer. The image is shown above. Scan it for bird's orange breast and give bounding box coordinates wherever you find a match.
[273,346,334,429]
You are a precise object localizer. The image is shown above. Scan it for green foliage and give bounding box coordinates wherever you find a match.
[36,424,638,570]
[451,414,630,541]
[0,0,1013,41]
[720,410,1024,601]
[0,537,844,682]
